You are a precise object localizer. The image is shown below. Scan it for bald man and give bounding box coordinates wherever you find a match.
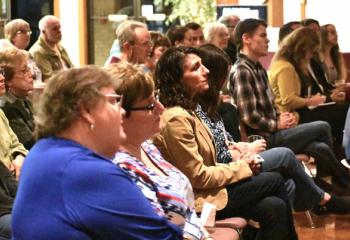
[30,15,73,81]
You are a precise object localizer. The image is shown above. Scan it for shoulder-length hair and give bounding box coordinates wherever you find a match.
[320,24,342,75]
[154,46,202,110]
[198,44,231,118]
[273,27,320,69]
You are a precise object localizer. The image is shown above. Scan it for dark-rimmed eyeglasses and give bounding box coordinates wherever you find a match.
[127,89,159,112]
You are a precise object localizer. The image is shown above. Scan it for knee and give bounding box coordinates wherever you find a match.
[258,197,287,222]
[313,121,332,134]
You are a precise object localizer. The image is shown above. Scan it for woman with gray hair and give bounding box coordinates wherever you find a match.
[203,22,229,49]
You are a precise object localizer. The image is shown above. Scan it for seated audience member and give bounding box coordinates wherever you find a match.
[144,31,171,73]
[166,25,192,47]
[0,67,27,178]
[29,15,74,81]
[153,46,299,240]
[203,22,229,50]
[230,19,350,194]
[0,67,27,240]
[269,27,348,145]
[218,15,241,64]
[185,22,205,48]
[198,43,350,213]
[106,62,209,239]
[301,19,345,103]
[105,20,152,65]
[4,19,42,82]
[278,21,301,44]
[0,48,35,149]
[11,66,182,239]
[319,24,348,85]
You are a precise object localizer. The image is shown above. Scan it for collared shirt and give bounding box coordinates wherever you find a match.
[229,53,278,135]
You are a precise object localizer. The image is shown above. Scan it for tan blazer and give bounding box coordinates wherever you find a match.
[152,106,252,212]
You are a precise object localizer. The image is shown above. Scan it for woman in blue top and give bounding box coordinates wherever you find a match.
[11,66,182,240]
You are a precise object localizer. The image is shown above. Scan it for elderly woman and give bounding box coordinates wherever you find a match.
[153,46,298,240]
[106,62,210,239]
[203,22,229,50]
[4,19,42,83]
[0,67,27,239]
[0,47,35,149]
[11,66,182,239]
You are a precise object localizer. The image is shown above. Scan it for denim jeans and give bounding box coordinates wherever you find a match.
[260,147,324,211]
[266,121,350,188]
[217,172,298,240]
[0,214,11,240]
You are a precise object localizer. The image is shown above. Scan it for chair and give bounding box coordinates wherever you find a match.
[208,217,247,240]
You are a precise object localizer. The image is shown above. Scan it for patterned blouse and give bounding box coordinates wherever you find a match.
[195,105,233,164]
[113,140,204,240]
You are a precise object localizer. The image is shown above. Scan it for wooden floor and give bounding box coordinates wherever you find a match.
[294,212,350,240]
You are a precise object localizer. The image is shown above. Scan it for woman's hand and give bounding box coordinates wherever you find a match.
[10,154,25,180]
[247,139,267,154]
[307,93,326,106]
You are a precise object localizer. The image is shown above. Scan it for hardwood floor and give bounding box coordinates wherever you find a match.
[294,212,350,240]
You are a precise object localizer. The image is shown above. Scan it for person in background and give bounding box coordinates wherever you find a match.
[144,31,171,73]
[11,66,182,239]
[4,19,42,83]
[230,18,350,201]
[278,21,301,44]
[198,43,350,215]
[166,25,192,47]
[203,22,229,50]
[105,20,152,66]
[29,15,74,81]
[185,22,205,48]
[153,46,299,240]
[319,24,348,85]
[0,67,27,240]
[218,15,241,64]
[0,48,35,149]
[269,27,348,146]
[106,62,210,240]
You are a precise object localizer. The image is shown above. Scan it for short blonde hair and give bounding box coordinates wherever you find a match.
[104,62,154,117]
[203,22,228,43]
[4,19,31,41]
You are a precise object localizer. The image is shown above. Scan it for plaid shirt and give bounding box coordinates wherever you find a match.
[229,54,279,135]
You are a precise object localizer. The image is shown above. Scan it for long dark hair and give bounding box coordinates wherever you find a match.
[154,46,202,110]
[198,44,231,119]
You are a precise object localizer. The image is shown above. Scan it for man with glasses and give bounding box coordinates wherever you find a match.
[105,20,152,66]
[29,15,74,81]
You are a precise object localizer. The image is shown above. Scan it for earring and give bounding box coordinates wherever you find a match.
[90,124,95,130]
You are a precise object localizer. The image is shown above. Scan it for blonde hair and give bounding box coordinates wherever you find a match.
[104,62,154,117]
[4,19,30,41]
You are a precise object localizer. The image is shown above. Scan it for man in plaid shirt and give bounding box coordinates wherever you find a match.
[230,18,350,195]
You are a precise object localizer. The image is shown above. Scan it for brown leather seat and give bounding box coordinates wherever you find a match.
[207,217,247,240]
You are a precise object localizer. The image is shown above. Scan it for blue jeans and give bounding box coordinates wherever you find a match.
[266,121,350,188]
[0,214,11,240]
[260,147,324,211]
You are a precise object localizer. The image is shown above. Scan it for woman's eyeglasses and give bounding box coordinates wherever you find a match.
[128,89,160,112]
[102,93,123,108]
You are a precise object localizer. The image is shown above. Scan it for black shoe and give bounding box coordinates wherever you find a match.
[314,177,350,196]
[313,194,350,215]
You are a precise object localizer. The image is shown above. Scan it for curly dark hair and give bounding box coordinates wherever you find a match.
[154,46,202,110]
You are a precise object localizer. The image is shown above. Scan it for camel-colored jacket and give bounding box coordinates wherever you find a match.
[152,106,252,212]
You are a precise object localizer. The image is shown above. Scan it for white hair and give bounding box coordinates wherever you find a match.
[38,15,60,32]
